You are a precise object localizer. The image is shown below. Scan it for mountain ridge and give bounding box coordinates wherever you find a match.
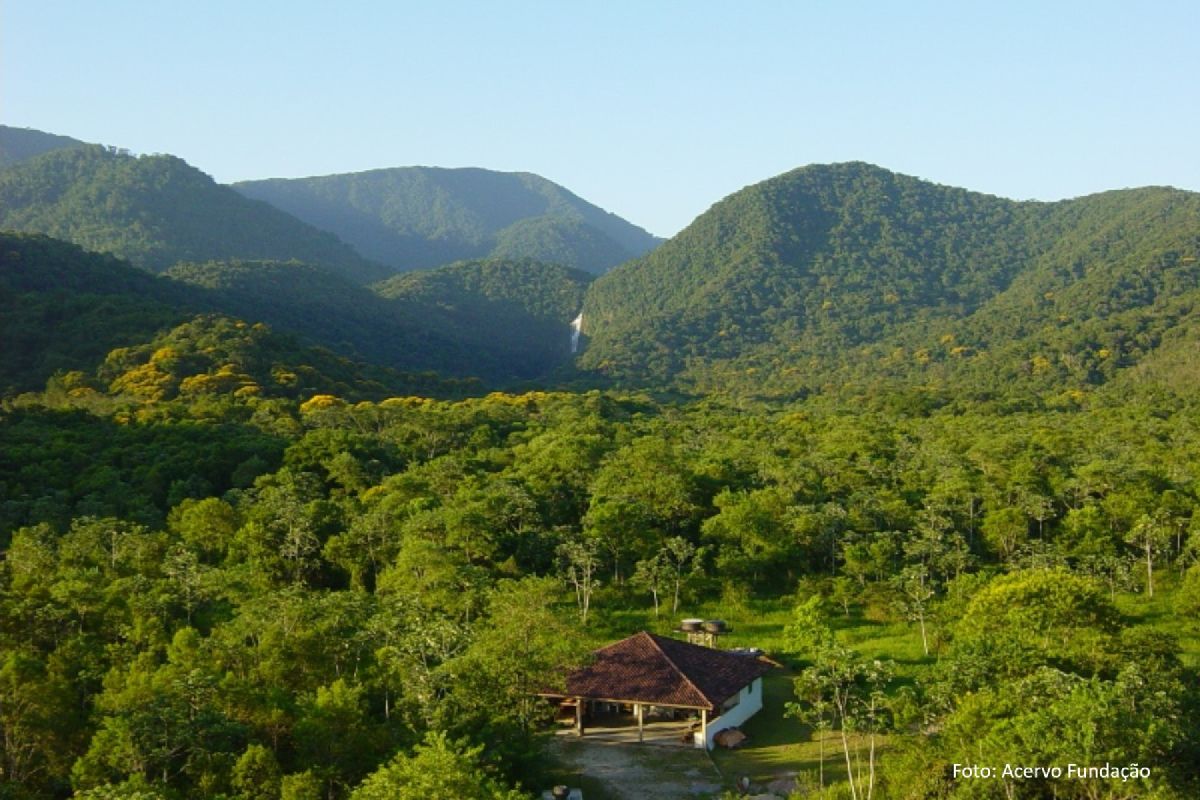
[0,144,392,283]
[0,124,90,167]
[234,165,661,274]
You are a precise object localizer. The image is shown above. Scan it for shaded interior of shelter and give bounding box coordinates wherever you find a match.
[551,699,702,748]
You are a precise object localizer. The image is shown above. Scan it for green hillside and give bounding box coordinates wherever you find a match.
[375,258,591,378]
[0,233,476,399]
[163,259,468,373]
[0,233,589,393]
[374,257,590,329]
[0,145,390,283]
[0,125,89,168]
[0,233,191,393]
[578,162,1200,401]
[234,166,661,273]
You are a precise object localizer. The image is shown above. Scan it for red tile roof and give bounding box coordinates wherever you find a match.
[563,631,773,710]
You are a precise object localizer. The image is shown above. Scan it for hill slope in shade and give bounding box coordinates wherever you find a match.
[578,162,1200,400]
[0,145,391,284]
[375,258,592,377]
[0,233,470,395]
[0,232,589,392]
[0,233,189,393]
[234,166,661,273]
[0,125,89,167]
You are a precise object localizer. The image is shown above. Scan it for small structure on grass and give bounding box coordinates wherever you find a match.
[544,631,772,750]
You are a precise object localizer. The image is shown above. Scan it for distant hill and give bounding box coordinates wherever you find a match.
[0,125,88,167]
[578,162,1200,401]
[375,258,592,376]
[233,167,661,273]
[90,313,474,403]
[0,145,390,283]
[165,257,591,383]
[164,259,480,377]
[0,233,188,393]
[0,233,466,397]
[0,233,589,393]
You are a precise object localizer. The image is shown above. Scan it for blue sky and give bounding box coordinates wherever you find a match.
[3,1,1197,236]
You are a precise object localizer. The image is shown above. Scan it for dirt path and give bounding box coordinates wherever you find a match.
[550,738,725,799]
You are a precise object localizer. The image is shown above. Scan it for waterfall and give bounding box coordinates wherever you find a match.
[570,312,583,354]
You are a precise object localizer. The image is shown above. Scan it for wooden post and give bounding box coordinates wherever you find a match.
[575,698,584,737]
[636,703,644,743]
[700,708,708,749]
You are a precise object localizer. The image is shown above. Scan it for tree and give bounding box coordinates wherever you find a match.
[1126,510,1174,598]
[0,648,77,792]
[980,506,1027,563]
[783,594,836,660]
[583,436,699,581]
[446,577,583,782]
[660,536,701,614]
[350,731,524,800]
[1177,563,1200,619]
[368,596,467,728]
[892,564,935,656]
[790,642,893,800]
[942,570,1122,691]
[71,629,243,793]
[167,497,238,563]
[701,487,798,586]
[279,771,322,800]
[323,504,402,591]
[292,679,383,797]
[556,538,601,624]
[932,634,1192,800]
[631,554,671,616]
[231,744,281,800]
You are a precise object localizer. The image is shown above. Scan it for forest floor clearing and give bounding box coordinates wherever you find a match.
[548,737,723,799]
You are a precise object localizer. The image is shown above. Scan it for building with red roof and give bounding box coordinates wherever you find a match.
[544,631,773,749]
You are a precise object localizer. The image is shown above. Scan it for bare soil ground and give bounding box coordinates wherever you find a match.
[549,738,725,799]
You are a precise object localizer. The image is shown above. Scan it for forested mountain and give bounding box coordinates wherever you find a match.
[0,234,477,399]
[374,258,590,374]
[374,258,590,323]
[0,233,587,393]
[578,162,1200,401]
[166,258,588,384]
[0,145,391,283]
[163,259,473,374]
[0,233,192,393]
[0,125,88,167]
[234,167,661,273]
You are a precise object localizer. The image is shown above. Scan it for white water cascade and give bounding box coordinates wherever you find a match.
[570,312,583,353]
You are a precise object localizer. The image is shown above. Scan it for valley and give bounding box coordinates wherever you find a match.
[1,123,1198,800]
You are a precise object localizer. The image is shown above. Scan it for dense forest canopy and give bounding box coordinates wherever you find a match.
[2,141,1199,798]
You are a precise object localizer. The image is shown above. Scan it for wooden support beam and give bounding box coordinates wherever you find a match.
[700,708,708,749]
[636,703,644,743]
[575,698,584,737]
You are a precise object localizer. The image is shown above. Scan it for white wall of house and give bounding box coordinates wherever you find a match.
[699,677,762,749]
